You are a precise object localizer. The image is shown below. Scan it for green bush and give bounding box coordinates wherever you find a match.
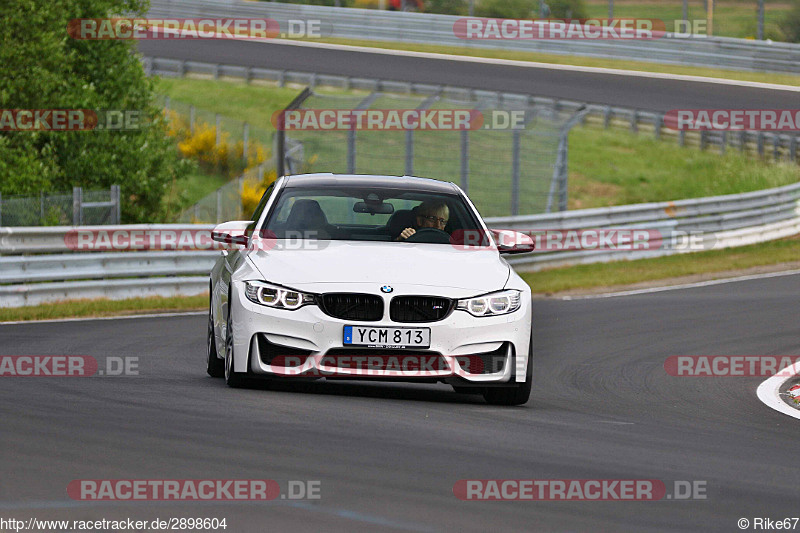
[474,0,536,19]
[0,0,190,223]
[778,0,800,42]
[547,0,588,19]
[425,0,468,16]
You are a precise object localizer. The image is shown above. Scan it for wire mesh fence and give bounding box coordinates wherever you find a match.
[158,96,275,180]
[280,90,583,218]
[0,186,120,227]
[174,166,267,223]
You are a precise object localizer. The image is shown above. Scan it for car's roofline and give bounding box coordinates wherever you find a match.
[282,173,459,194]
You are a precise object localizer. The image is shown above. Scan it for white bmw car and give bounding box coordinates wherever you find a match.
[207,174,534,405]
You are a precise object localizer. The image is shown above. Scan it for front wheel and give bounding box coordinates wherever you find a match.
[207,310,224,378]
[483,337,533,406]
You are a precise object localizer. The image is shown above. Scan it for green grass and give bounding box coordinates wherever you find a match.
[163,168,230,218]
[0,295,208,322]
[157,77,800,216]
[521,234,800,295]
[584,0,791,40]
[156,78,352,132]
[286,36,800,87]
[567,126,800,209]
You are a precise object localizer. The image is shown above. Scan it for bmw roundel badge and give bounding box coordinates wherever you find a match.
[381,285,393,293]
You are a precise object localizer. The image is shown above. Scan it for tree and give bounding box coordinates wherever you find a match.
[0,0,190,222]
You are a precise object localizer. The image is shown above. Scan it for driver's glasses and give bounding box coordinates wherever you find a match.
[419,214,447,226]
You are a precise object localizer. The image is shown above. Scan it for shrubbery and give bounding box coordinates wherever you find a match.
[779,0,800,42]
[547,0,588,19]
[474,0,537,19]
[0,0,190,223]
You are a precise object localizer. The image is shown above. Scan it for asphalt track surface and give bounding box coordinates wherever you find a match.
[2,273,799,532]
[136,39,800,112]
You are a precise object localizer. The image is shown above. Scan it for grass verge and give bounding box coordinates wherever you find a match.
[521,234,800,295]
[0,294,207,323]
[157,78,800,214]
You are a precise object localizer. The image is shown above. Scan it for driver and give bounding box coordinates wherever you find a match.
[397,200,449,241]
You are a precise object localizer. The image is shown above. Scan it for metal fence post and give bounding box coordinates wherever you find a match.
[243,122,249,166]
[790,136,797,163]
[757,132,765,156]
[511,130,521,216]
[654,115,663,139]
[405,129,414,175]
[720,132,727,155]
[215,114,221,146]
[679,129,686,147]
[190,105,195,133]
[758,0,765,40]
[773,134,780,161]
[72,187,82,225]
[216,189,222,224]
[347,129,356,174]
[558,141,569,212]
[238,175,245,219]
[460,129,469,194]
[111,185,121,224]
[276,130,285,177]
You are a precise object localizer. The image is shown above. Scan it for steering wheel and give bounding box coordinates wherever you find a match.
[404,228,451,244]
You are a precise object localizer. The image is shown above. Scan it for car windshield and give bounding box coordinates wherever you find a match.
[261,186,485,244]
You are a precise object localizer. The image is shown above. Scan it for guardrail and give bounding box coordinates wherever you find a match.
[147,0,800,74]
[144,56,800,164]
[2,182,799,307]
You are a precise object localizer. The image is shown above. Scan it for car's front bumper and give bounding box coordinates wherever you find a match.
[229,283,532,384]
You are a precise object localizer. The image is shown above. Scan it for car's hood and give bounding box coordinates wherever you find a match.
[247,241,509,295]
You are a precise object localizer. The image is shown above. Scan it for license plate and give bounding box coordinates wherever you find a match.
[343,326,430,348]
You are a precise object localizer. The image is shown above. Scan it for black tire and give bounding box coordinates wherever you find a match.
[483,337,533,406]
[224,298,247,388]
[206,309,225,378]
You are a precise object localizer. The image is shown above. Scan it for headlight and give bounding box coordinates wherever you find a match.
[456,290,521,317]
[244,281,315,310]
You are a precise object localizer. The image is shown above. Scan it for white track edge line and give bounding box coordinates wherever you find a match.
[757,361,800,420]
